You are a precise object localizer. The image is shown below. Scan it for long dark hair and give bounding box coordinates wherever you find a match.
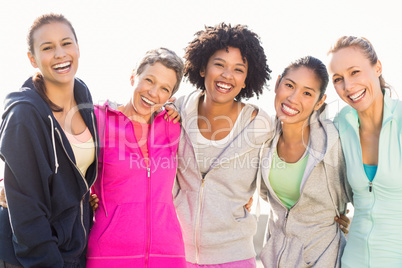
[28,13,78,112]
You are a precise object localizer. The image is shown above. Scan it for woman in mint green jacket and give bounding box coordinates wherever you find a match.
[328,36,402,267]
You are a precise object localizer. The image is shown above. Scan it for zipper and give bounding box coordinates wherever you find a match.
[145,118,154,268]
[368,181,373,192]
[276,210,290,267]
[366,185,376,267]
[195,177,205,263]
[145,167,151,267]
[55,128,89,252]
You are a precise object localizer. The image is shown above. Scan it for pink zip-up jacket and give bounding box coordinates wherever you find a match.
[86,101,186,268]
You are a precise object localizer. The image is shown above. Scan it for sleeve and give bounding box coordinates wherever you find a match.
[0,107,63,267]
[338,142,353,205]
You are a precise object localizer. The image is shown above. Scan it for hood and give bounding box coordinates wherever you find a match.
[3,76,93,122]
[3,77,52,122]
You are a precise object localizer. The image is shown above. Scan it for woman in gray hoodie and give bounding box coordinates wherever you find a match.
[259,56,353,267]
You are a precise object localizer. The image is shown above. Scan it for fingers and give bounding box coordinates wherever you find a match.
[244,197,253,212]
[164,104,181,123]
[167,97,176,103]
[0,187,7,208]
[335,212,351,235]
[89,194,99,212]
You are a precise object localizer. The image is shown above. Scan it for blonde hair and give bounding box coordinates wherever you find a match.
[328,36,390,94]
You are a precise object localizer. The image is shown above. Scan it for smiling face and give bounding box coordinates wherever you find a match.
[131,62,177,122]
[200,46,248,104]
[28,22,79,88]
[275,66,326,125]
[328,46,383,113]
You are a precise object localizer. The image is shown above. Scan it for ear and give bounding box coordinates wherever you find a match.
[274,75,281,94]
[314,94,327,111]
[375,60,382,77]
[77,44,80,59]
[130,69,135,86]
[200,68,205,78]
[27,52,38,68]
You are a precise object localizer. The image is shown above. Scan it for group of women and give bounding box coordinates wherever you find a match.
[0,12,400,268]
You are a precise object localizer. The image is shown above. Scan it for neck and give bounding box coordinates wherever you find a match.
[119,100,152,124]
[198,94,241,118]
[280,119,310,146]
[45,80,75,111]
[357,94,384,133]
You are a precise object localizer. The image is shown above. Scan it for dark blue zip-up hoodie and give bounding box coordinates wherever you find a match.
[0,77,98,267]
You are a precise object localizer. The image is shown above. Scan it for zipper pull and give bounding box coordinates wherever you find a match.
[147,167,150,178]
[201,178,205,186]
[369,181,372,192]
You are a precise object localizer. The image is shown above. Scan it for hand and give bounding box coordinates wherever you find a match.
[335,209,350,234]
[0,183,7,208]
[244,196,253,212]
[164,97,181,124]
[89,194,99,212]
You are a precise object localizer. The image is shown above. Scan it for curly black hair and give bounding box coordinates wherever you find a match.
[184,22,271,101]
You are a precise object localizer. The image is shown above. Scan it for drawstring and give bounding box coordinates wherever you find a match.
[255,140,268,221]
[48,116,59,174]
[324,162,340,217]
[101,106,108,217]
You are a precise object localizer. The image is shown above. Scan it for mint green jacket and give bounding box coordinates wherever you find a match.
[334,94,402,268]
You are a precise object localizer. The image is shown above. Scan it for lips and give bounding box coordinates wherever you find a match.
[52,61,71,73]
[281,103,300,116]
[141,96,156,106]
[216,82,233,93]
[348,89,366,102]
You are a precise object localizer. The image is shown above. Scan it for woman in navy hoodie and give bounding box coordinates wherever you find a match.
[0,14,98,267]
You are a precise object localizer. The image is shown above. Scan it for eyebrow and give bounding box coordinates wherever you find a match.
[213,57,247,68]
[285,78,316,92]
[332,66,359,77]
[146,74,173,90]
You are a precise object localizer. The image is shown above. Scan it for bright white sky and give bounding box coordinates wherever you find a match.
[0,1,401,212]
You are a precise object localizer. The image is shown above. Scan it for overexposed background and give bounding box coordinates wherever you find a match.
[0,1,401,222]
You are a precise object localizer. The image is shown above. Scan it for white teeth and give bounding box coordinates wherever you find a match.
[217,82,231,90]
[349,89,366,101]
[282,104,299,115]
[54,62,71,69]
[141,96,155,105]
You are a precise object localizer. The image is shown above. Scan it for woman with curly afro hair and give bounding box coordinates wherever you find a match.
[173,23,274,267]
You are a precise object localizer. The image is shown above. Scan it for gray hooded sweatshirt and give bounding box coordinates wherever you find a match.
[173,90,275,264]
[259,108,353,268]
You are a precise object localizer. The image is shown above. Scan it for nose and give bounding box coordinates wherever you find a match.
[287,90,300,104]
[54,45,66,58]
[221,67,234,80]
[344,78,354,92]
[148,85,158,97]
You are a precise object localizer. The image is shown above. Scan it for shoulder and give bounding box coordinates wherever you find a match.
[333,105,356,135]
[3,102,44,127]
[74,77,93,104]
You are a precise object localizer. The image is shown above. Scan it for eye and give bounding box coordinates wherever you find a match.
[145,78,153,83]
[42,46,52,51]
[214,63,224,67]
[285,83,294,89]
[62,42,72,46]
[162,87,170,93]
[333,77,342,83]
[351,70,359,75]
[303,91,312,96]
[235,68,245,73]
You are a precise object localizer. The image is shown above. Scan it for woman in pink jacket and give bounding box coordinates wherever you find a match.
[86,48,186,267]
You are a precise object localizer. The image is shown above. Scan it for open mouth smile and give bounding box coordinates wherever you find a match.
[348,89,366,102]
[216,82,233,93]
[141,96,156,106]
[281,103,300,116]
[52,61,72,73]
